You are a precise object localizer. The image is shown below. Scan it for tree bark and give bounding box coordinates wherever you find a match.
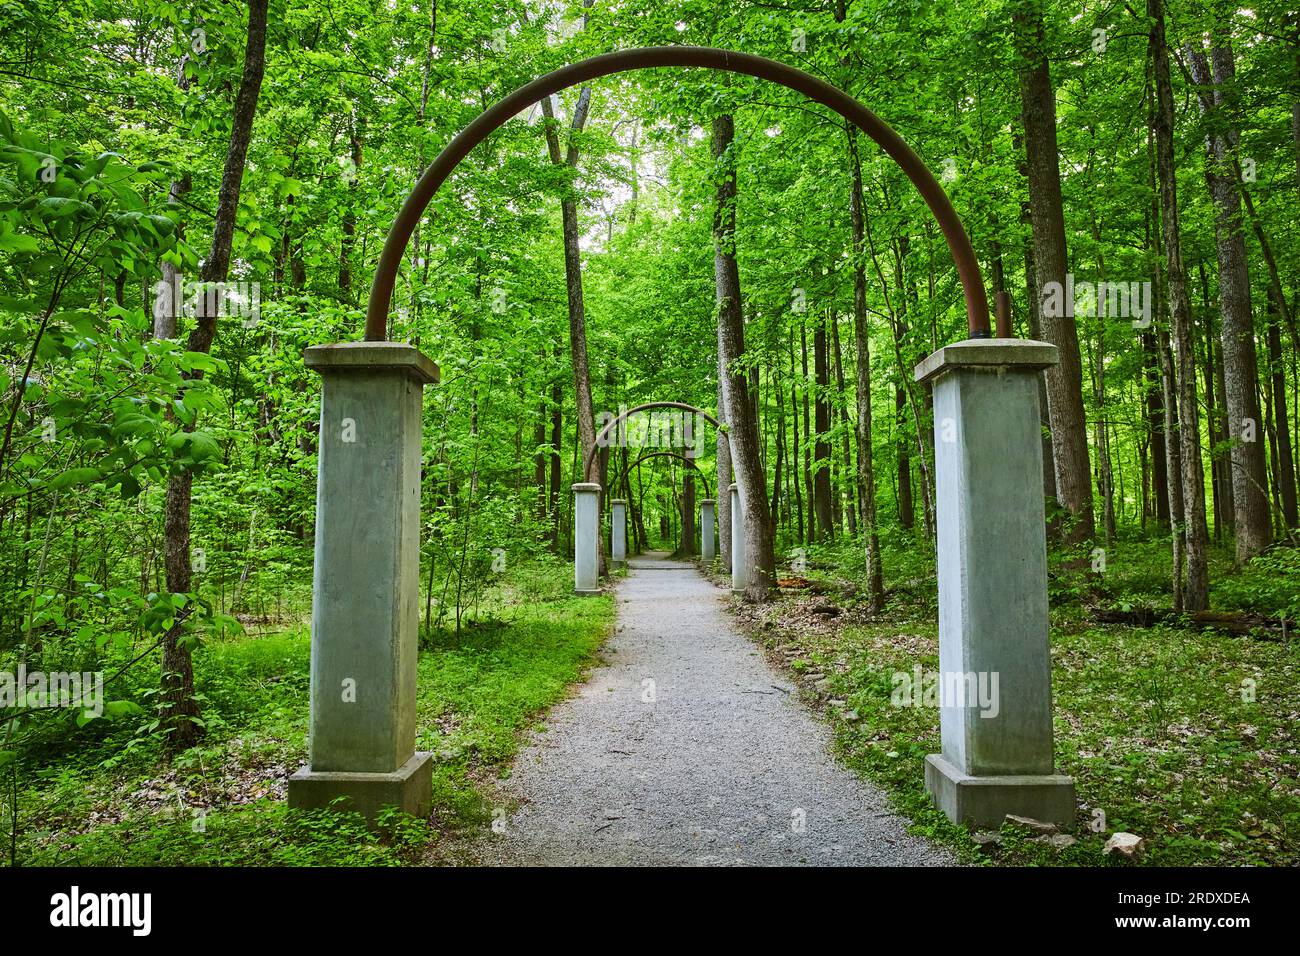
[682,472,696,555]
[787,326,803,547]
[716,366,732,569]
[1151,0,1211,609]
[1016,134,1058,511]
[539,89,597,481]
[1142,331,1170,525]
[1267,285,1298,527]
[1013,0,1095,542]
[712,114,775,599]
[549,359,562,551]
[813,309,834,541]
[847,128,884,608]
[161,0,269,750]
[338,118,363,301]
[1187,41,1271,560]
[830,309,856,537]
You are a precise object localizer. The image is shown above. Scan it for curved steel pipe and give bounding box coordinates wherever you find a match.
[364,46,991,342]
[584,401,721,482]
[612,450,713,500]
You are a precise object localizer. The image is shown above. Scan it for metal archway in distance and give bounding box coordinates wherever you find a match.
[363,46,993,343]
[613,450,713,501]
[613,450,713,558]
[587,401,720,483]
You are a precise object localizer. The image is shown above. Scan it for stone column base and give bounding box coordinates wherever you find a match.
[289,751,433,825]
[924,754,1075,830]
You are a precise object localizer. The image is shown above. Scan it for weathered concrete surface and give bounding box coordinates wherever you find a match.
[729,483,747,595]
[289,751,432,819]
[913,336,1056,384]
[925,754,1076,829]
[573,483,600,595]
[290,341,435,821]
[476,555,953,866]
[610,499,627,568]
[918,338,1075,829]
[699,499,715,562]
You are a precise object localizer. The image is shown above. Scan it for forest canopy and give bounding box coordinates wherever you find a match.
[0,0,1297,868]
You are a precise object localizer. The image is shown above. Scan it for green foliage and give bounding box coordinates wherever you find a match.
[0,0,1297,868]
[9,565,612,865]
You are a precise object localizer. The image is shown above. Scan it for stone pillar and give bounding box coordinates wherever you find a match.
[700,498,716,562]
[729,482,748,595]
[289,342,439,823]
[610,499,627,568]
[573,482,601,594]
[914,338,1075,829]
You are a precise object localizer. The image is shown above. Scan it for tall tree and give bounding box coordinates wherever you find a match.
[1186,40,1271,560]
[1151,0,1211,609]
[847,128,884,610]
[712,113,775,598]
[1013,0,1095,543]
[161,0,269,749]
[539,90,597,486]
[813,308,835,540]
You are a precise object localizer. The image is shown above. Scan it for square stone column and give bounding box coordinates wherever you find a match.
[914,338,1075,830]
[729,482,748,595]
[289,341,439,823]
[700,498,716,562]
[573,482,601,594]
[610,499,627,568]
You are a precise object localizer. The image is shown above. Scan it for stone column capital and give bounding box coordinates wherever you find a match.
[305,341,440,384]
[914,338,1057,385]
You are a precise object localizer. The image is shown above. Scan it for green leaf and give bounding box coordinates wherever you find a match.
[0,232,40,253]
[103,700,145,720]
[49,466,102,489]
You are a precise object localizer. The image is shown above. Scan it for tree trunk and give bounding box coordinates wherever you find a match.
[847,128,884,609]
[1151,0,1211,609]
[682,472,696,555]
[830,310,856,536]
[1017,139,1058,511]
[1187,41,1271,560]
[161,0,269,750]
[788,326,803,547]
[1013,0,1095,542]
[1199,272,1227,540]
[712,114,775,599]
[800,318,814,543]
[813,310,834,541]
[1268,286,1298,528]
[338,118,363,300]
[539,90,597,478]
[770,372,785,530]
[1142,331,1170,525]
[549,361,562,551]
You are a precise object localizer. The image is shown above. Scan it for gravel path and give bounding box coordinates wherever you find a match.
[475,553,953,866]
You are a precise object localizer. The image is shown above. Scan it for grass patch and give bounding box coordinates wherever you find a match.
[741,535,1300,866]
[7,562,613,867]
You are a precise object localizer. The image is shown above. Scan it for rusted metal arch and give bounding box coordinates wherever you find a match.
[613,450,712,500]
[363,46,994,343]
[585,401,720,483]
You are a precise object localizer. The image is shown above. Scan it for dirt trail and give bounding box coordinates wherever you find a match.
[475,553,953,866]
